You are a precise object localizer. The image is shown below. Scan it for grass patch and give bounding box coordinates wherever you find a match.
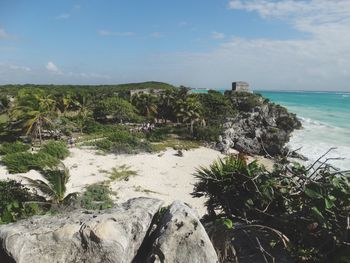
[1,152,59,173]
[80,182,114,210]
[1,141,69,174]
[0,141,30,155]
[151,139,202,152]
[108,165,137,181]
[39,141,69,160]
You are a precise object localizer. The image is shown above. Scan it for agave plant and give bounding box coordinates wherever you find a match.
[23,162,77,205]
[192,154,263,216]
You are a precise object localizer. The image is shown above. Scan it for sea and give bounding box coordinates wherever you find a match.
[258,91,350,170]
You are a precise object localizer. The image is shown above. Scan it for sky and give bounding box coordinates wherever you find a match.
[1,0,350,91]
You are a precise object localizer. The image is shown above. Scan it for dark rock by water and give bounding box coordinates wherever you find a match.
[217,92,301,156]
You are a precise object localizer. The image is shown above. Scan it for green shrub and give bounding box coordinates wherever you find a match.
[193,125,223,141]
[193,155,350,262]
[80,183,114,210]
[146,126,171,142]
[83,120,112,134]
[0,180,44,224]
[90,129,152,154]
[0,141,30,155]
[228,92,263,112]
[2,152,59,173]
[39,141,69,160]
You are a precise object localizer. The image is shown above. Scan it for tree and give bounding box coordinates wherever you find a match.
[157,90,176,123]
[55,93,74,116]
[198,90,235,126]
[10,92,57,144]
[72,95,93,133]
[131,93,158,120]
[23,162,77,205]
[0,95,11,117]
[93,97,138,123]
[175,97,204,135]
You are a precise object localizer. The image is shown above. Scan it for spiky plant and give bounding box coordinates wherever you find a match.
[23,162,77,205]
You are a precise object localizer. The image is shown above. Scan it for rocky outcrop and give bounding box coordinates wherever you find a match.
[0,198,218,263]
[217,92,301,156]
[0,198,162,263]
[147,201,218,263]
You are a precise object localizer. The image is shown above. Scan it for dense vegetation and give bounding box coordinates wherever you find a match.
[1,81,324,262]
[193,154,350,262]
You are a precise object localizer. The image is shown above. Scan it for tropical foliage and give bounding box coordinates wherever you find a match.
[80,183,114,210]
[23,162,77,205]
[193,154,350,262]
[0,180,43,224]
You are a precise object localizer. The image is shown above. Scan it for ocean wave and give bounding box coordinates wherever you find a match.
[298,117,334,128]
[289,123,350,170]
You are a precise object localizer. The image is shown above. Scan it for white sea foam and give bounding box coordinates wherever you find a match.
[288,118,350,170]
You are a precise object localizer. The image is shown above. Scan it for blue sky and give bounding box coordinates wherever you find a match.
[1,0,350,91]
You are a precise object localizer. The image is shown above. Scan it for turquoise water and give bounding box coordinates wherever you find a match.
[258,91,350,170]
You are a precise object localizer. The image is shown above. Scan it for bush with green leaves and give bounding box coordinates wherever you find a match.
[1,152,59,173]
[146,126,171,142]
[80,183,114,210]
[91,129,151,154]
[1,141,68,174]
[193,125,223,141]
[39,141,69,160]
[193,154,350,262]
[0,180,43,224]
[93,97,140,123]
[0,141,30,155]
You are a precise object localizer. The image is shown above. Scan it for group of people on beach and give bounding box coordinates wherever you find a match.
[129,122,155,133]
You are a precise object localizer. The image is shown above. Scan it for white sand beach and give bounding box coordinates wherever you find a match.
[0,146,274,217]
[0,147,224,216]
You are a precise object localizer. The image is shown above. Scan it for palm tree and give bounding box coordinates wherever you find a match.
[11,94,57,144]
[175,97,204,134]
[56,93,74,116]
[22,163,77,205]
[0,96,12,118]
[131,93,158,119]
[157,90,175,123]
[73,95,93,133]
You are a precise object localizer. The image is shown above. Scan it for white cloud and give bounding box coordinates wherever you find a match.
[98,30,135,37]
[0,27,15,40]
[211,31,225,39]
[46,61,62,74]
[150,0,350,91]
[55,13,70,20]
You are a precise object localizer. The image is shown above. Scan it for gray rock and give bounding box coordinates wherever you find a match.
[148,201,218,263]
[217,93,302,156]
[0,198,163,263]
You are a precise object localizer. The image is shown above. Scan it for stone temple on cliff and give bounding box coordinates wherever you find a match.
[232,81,250,92]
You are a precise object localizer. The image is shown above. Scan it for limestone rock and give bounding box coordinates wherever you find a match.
[148,201,218,263]
[0,198,163,263]
[218,93,301,156]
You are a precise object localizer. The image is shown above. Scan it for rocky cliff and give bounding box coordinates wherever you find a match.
[0,198,218,263]
[217,92,301,156]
